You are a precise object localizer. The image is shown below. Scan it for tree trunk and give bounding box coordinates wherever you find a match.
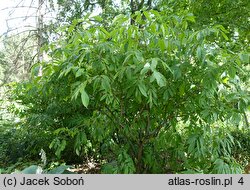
[37,0,43,76]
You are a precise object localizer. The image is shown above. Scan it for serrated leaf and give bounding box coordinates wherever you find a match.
[75,68,84,78]
[61,140,66,149]
[196,32,203,41]
[186,13,195,22]
[215,25,229,33]
[196,46,203,61]
[150,74,155,83]
[101,75,111,91]
[221,32,229,41]
[150,10,161,18]
[140,63,150,75]
[135,51,144,62]
[81,89,89,108]
[158,39,165,52]
[76,148,80,156]
[160,60,173,74]
[92,15,103,22]
[239,53,249,64]
[68,19,79,33]
[151,58,158,70]
[138,81,147,97]
[143,11,151,21]
[124,42,129,51]
[179,83,185,96]
[123,52,133,64]
[71,82,87,100]
[153,71,166,87]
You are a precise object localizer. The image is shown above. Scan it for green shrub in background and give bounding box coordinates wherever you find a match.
[231,129,250,167]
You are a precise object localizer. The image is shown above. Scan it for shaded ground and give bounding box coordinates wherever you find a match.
[69,161,101,174]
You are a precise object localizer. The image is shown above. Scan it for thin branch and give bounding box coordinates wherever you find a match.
[132,105,146,124]
[6,15,55,22]
[0,6,37,11]
[25,0,36,20]
[147,0,152,9]
[146,105,150,135]
[8,0,25,17]
[139,0,145,10]
[105,106,125,128]
[0,29,37,39]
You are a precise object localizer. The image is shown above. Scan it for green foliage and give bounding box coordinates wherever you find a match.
[231,129,250,167]
[0,144,73,174]
[12,164,73,174]
[1,1,249,174]
[102,150,136,174]
[0,118,55,166]
[20,165,43,174]
[183,123,243,173]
